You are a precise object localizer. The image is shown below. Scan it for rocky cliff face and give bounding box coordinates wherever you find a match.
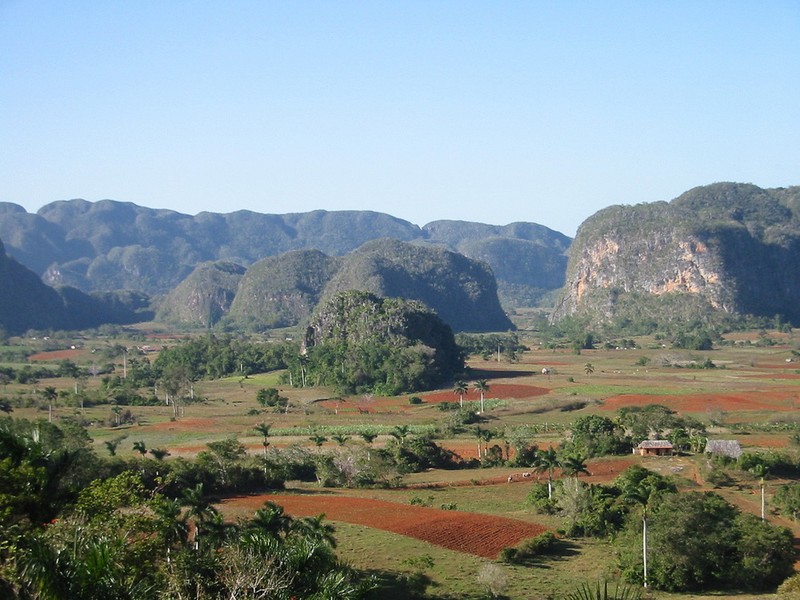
[553,183,800,326]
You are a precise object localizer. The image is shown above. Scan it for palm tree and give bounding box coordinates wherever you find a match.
[291,513,337,547]
[473,426,495,459]
[533,447,560,499]
[561,454,590,478]
[249,501,293,538]
[584,363,595,376]
[360,431,377,460]
[103,436,126,457]
[623,483,654,588]
[152,496,188,562]
[41,386,57,423]
[453,380,468,408]
[254,422,272,458]
[132,440,147,456]
[473,379,490,413]
[182,483,218,550]
[390,425,411,447]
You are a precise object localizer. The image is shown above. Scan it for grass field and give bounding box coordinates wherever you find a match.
[3,329,800,598]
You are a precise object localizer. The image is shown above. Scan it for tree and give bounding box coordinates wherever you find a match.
[561,454,590,478]
[474,426,494,460]
[390,425,411,447]
[533,447,560,499]
[360,431,377,461]
[473,379,490,414]
[103,435,126,457]
[453,380,468,408]
[132,440,147,456]
[41,386,58,423]
[254,422,272,459]
[182,482,219,551]
[618,490,793,592]
[584,363,595,376]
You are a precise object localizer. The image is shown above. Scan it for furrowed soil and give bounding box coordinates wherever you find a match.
[221,493,548,558]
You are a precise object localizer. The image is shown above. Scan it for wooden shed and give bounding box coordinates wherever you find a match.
[634,440,674,456]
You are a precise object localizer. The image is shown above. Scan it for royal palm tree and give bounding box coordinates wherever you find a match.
[152,496,188,563]
[360,431,378,460]
[622,483,655,588]
[561,454,590,478]
[474,425,495,459]
[473,379,490,413]
[41,386,57,423]
[182,483,219,551]
[453,380,468,408]
[533,447,560,499]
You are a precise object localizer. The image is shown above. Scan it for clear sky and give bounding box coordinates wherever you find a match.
[1,1,798,236]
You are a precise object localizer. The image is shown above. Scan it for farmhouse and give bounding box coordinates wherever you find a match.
[634,440,674,456]
[704,439,742,459]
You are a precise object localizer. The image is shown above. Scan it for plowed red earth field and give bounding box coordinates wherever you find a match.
[220,494,547,558]
[600,391,793,413]
[28,349,83,361]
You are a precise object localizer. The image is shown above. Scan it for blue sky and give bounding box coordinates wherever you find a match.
[1,1,798,236]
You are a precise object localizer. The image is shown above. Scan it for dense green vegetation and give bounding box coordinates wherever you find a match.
[301,291,464,395]
[0,418,374,599]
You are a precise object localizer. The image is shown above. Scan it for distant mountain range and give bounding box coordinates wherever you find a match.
[0,200,569,310]
[3,181,800,336]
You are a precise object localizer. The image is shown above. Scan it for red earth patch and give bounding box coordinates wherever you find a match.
[28,349,83,361]
[600,392,794,413]
[220,494,547,558]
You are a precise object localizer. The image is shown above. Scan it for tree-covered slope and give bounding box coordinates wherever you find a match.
[321,239,513,332]
[553,182,800,327]
[156,261,246,328]
[227,250,342,330]
[303,290,464,394]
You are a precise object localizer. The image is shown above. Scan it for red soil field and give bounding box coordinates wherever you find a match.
[220,494,547,558]
[750,373,800,380]
[28,349,83,361]
[600,391,795,413]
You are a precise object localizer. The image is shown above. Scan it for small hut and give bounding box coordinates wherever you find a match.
[634,440,674,457]
[704,440,742,460]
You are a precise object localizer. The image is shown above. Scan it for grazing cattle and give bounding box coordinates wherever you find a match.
[507,476,513,483]
[541,367,550,375]
[522,472,531,478]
